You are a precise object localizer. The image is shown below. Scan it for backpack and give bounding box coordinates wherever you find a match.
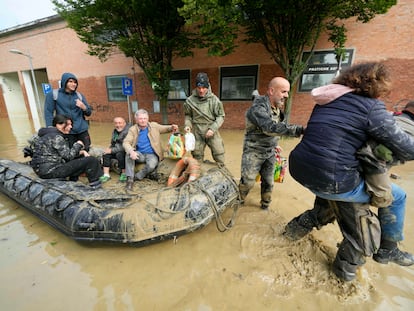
[52,89,82,101]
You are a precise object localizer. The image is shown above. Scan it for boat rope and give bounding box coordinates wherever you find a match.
[197,166,240,232]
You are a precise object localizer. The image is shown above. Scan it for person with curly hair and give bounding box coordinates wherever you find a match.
[284,62,414,282]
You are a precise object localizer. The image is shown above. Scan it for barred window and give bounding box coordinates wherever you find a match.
[106,75,127,101]
[298,49,354,92]
[220,65,258,100]
[168,70,190,100]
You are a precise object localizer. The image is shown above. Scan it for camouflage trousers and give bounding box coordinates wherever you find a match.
[192,124,225,164]
[239,149,276,208]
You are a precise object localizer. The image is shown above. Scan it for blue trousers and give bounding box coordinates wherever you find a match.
[313,181,406,242]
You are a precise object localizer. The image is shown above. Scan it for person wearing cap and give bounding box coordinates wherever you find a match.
[44,72,92,151]
[183,72,225,164]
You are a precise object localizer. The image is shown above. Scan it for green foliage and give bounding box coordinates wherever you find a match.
[179,0,240,56]
[53,0,397,123]
[180,0,396,121]
[53,0,197,123]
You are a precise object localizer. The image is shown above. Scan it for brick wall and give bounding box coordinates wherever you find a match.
[2,0,413,128]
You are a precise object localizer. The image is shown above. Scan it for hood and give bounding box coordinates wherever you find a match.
[311,84,353,105]
[60,72,78,91]
[38,127,60,137]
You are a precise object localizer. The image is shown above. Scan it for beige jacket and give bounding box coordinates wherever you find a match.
[123,122,173,161]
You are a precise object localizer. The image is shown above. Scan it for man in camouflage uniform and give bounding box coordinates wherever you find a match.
[239,77,304,209]
[184,72,225,164]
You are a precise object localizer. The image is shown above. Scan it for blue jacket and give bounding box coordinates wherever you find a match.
[289,92,414,194]
[44,72,92,134]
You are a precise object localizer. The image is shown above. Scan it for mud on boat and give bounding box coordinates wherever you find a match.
[0,158,240,246]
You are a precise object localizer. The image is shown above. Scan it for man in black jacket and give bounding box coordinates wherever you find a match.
[100,117,130,183]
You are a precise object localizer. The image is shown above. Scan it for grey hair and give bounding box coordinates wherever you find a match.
[135,109,148,117]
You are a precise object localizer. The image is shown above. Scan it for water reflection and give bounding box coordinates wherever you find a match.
[0,116,35,152]
[1,117,414,310]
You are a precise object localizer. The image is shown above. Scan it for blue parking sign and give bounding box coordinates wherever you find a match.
[122,78,133,96]
[42,83,52,94]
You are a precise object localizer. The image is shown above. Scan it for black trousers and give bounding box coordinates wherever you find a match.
[301,197,380,264]
[102,151,126,170]
[67,131,91,151]
[37,157,102,183]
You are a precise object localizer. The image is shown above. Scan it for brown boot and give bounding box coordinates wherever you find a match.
[126,177,134,191]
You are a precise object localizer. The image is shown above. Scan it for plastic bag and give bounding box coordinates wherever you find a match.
[274,154,287,183]
[166,133,185,159]
[256,152,288,183]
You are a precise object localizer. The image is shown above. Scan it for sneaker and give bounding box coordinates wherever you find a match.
[373,247,414,266]
[119,173,127,182]
[99,175,111,183]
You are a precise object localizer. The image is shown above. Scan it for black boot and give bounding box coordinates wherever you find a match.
[332,239,366,282]
[284,197,336,241]
[373,240,414,266]
[283,211,315,240]
[332,256,359,282]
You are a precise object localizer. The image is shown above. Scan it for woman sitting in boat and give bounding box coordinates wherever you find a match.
[30,114,103,189]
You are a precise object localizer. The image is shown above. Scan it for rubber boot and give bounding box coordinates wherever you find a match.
[238,183,250,205]
[332,239,365,282]
[283,197,335,240]
[283,210,315,240]
[260,191,272,210]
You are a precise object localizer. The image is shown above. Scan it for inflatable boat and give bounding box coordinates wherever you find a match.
[0,158,240,246]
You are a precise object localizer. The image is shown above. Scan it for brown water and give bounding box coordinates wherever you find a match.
[1,118,413,311]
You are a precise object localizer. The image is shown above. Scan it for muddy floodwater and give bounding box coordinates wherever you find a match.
[1,117,413,310]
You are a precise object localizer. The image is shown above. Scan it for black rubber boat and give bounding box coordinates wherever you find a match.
[0,158,239,246]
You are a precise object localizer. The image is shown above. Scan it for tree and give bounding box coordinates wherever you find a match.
[180,0,396,121]
[53,0,198,124]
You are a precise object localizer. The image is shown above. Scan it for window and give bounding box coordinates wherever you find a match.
[298,49,354,92]
[168,70,190,100]
[106,75,127,101]
[220,65,258,100]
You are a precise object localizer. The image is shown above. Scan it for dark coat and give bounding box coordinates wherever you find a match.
[289,93,414,194]
[30,127,83,175]
[109,124,131,154]
[243,95,303,155]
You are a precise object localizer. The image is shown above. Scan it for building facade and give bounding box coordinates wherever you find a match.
[1,0,413,130]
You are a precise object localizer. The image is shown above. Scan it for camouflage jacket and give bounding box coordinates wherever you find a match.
[184,87,225,132]
[243,95,303,154]
[30,127,83,175]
